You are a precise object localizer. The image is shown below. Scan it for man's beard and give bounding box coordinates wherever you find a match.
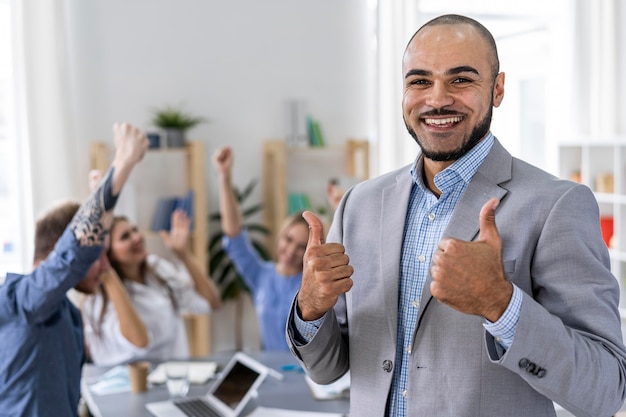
[405,106,493,162]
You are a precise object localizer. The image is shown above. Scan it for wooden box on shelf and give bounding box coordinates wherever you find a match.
[262,138,369,252]
[90,140,211,356]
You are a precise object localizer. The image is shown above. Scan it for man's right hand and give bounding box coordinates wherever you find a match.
[111,123,149,195]
[297,211,354,321]
[212,146,234,177]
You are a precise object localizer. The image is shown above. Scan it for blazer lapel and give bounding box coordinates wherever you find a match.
[381,168,415,337]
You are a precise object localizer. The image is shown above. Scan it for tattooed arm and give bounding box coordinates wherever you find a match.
[0,123,148,323]
[71,123,149,246]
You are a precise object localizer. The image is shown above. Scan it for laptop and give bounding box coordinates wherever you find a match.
[146,352,270,417]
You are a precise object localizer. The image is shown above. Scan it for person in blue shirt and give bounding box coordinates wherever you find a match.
[213,146,309,351]
[0,122,148,417]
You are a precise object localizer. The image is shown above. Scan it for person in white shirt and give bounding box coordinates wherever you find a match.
[82,210,221,365]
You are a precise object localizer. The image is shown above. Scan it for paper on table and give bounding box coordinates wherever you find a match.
[246,406,344,417]
[148,361,217,385]
[305,372,350,400]
[89,366,131,396]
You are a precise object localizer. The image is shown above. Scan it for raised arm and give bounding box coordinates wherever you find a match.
[212,146,242,237]
[2,123,149,322]
[160,210,222,309]
[71,123,149,247]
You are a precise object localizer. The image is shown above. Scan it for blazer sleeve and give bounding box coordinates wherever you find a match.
[488,184,626,417]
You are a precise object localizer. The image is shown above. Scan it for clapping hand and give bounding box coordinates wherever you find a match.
[160,209,192,258]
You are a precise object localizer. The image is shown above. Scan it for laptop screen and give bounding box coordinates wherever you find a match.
[213,361,261,410]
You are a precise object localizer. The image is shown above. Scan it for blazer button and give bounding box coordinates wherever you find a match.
[536,368,546,378]
[382,360,393,373]
[518,358,530,369]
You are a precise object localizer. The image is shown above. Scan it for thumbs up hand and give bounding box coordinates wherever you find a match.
[297,211,354,321]
[430,198,513,322]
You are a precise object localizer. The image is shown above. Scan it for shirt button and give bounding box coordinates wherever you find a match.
[411,300,419,308]
[495,337,503,343]
[428,213,435,221]
[402,390,407,398]
[418,254,426,262]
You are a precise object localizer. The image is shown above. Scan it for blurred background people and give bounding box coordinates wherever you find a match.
[82,204,221,365]
[213,145,308,351]
[0,122,148,417]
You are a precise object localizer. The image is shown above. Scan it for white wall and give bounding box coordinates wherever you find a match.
[65,0,372,195]
[63,0,372,352]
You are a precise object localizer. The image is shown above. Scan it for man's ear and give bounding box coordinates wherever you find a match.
[492,72,505,107]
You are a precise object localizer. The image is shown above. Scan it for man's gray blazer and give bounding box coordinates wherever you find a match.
[287,139,626,417]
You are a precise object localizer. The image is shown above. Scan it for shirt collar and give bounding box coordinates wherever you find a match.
[410,132,495,190]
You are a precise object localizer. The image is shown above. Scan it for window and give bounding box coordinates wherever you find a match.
[0,0,31,278]
[375,0,569,175]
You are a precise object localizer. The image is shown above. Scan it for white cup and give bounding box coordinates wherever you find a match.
[165,363,190,399]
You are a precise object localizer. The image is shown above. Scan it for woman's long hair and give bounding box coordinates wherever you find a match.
[94,216,178,334]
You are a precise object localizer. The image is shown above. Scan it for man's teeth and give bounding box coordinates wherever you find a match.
[424,116,462,125]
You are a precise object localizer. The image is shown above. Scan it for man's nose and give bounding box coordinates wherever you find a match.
[425,81,454,109]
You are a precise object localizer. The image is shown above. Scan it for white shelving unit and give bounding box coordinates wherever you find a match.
[558,139,626,317]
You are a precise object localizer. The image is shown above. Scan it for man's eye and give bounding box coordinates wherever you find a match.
[452,77,472,84]
[409,79,429,85]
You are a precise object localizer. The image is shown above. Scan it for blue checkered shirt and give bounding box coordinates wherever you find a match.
[294,133,523,417]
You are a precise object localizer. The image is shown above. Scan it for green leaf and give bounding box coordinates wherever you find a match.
[150,104,207,130]
[240,179,258,201]
[208,233,224,251]
[241,203,263,218]
[209,250,228,275]
[246,224,270,236]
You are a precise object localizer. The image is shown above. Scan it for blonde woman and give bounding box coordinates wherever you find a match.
[213,146,309,351]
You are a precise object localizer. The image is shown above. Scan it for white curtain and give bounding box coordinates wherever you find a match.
[19,0,78,219]
[374,0,421,176]
[575,0,621,138]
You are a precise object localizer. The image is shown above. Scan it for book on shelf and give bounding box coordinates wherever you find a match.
[151,190,194,232]
[287,192,312,215]
[306,115,326,147]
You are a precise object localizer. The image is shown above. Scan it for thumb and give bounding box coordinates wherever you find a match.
[478,198,501,244]
[302,211,325,246]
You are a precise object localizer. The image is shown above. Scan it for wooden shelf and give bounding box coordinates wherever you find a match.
[262,139,369,251]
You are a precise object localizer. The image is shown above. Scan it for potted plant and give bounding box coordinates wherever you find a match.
[151,104,207,148]
[208,178,270,350]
